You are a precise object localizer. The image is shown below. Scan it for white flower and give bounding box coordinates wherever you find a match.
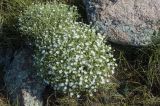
[106,79,110,83]
[59,83,64,87]
[56,51,60,54]
[90,71,93,75]
[79,67,83,71]
[64,71,68,75]
[49,50,53,54]
[66,79,69,83]
[98,59,103,63]
[91,79,95,85]
[80,77,83,81]
[64,86,67,90]
[79,81,82,85]
[82,60,86,64]
[91,50,95,56]
[56,62,59,65]
[109,53,113,58]
[59,70,62,74]
[42,50,45,54]
[113,58,116,62]
[84,79,88,82]
[107,63,112,67]
[101,78,105,84]
[84,71,87,75]
[85,85,89,88]
[108,46,112,50]
[59,25,62,29]
[77,94,80,98]
[89,93,93,96]
[52,66,56,70]
[69,82,74,87]
[70,92,74,97]
[72,85,76,89]
[97,71,102,75]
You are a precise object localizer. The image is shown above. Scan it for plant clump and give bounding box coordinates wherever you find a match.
[19,3,117,97]
[19,3,78,37]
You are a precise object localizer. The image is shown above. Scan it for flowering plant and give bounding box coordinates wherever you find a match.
[19,3,117,97]
[19,3,78,39]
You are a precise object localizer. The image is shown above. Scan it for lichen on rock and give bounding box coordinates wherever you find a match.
[83,0,160,46]
[4,49,45,106]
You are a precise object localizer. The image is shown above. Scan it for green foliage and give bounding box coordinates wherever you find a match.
[0,0,32,47]
[0,0,73,48]
[19,3,78,38]
[152,29,160,45]
[0,0,86,48]
[0,0,33,25]
[19,3,117,97]
[0,0,82,25]
[0,0,67,25]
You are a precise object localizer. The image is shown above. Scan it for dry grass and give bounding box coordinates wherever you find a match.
[1,45,160,106]
[0,86,10,106]
[112,43,160,105]
[0,95,10,106]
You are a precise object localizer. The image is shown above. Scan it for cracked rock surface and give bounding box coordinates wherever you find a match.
[83,0,160,46]
[4,48,45,106]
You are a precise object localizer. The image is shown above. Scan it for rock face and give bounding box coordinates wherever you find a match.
[83,0,160,46]
[4,49,45,106]
[0,48,13,89]
[0,48,13,67]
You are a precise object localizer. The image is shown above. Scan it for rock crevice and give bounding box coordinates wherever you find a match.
[1,48,45,106]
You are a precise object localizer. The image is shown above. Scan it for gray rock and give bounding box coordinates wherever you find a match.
[0,48,13,66]
[83,0,160,46]
[4,49,45,106]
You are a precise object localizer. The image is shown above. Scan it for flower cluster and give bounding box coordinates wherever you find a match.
[19,3,117,98]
